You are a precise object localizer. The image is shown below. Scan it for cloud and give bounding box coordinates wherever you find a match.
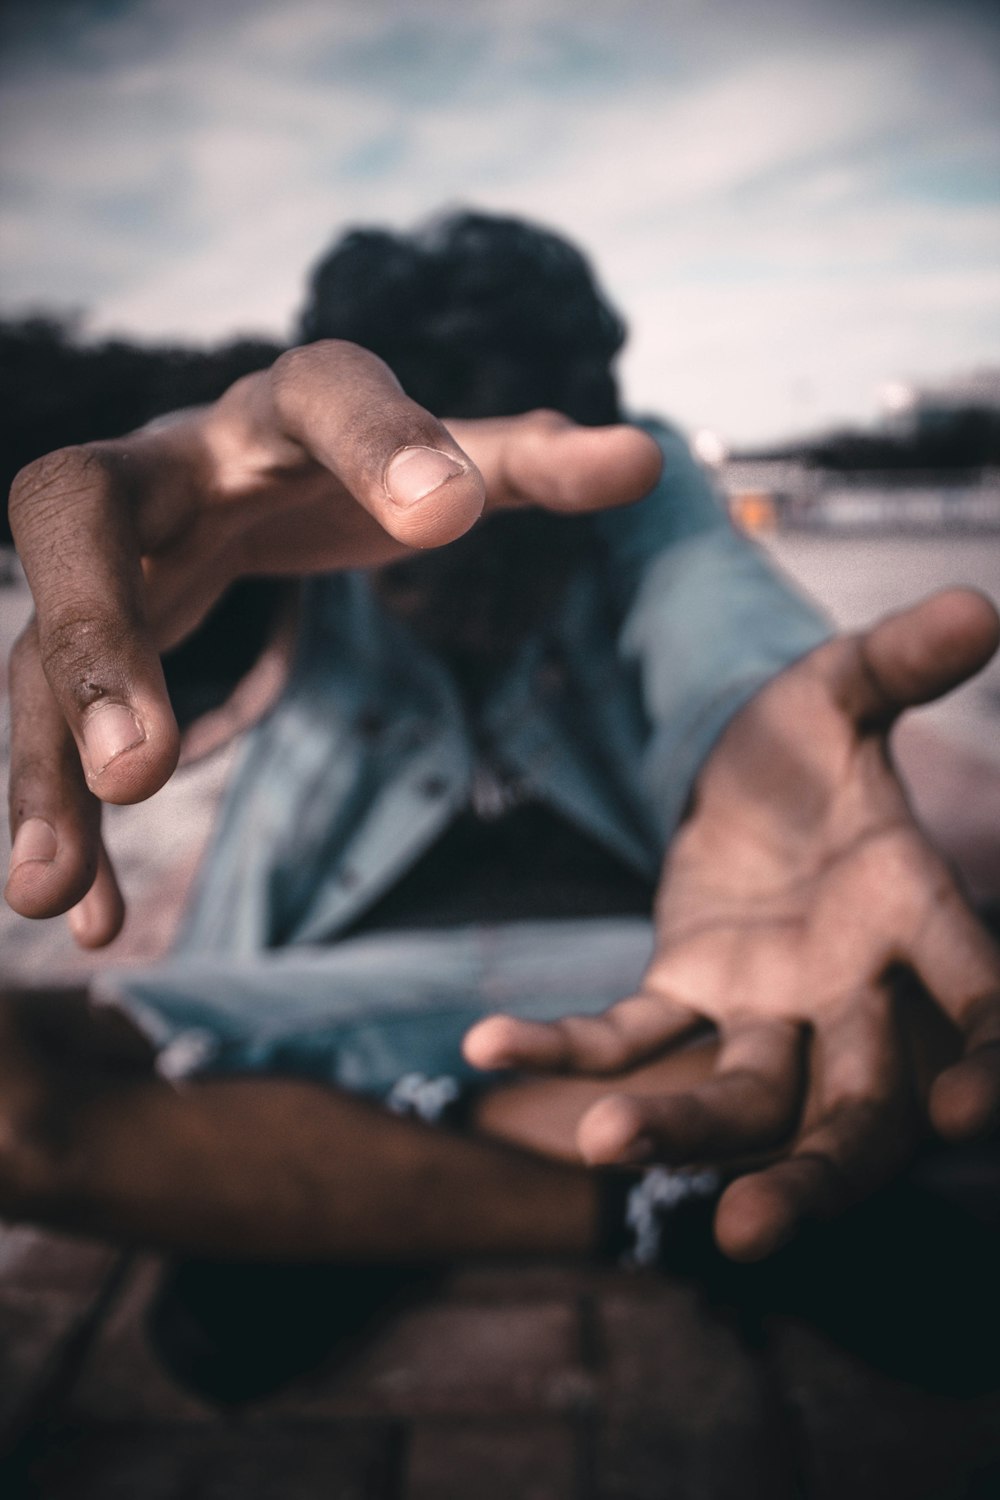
[0,0,997,442]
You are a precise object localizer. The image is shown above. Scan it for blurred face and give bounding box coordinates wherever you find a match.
[374,509,598,665]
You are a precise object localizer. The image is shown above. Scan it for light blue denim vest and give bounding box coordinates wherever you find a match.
[175,417,831,957]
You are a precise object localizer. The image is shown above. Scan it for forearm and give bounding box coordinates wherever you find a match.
[0,987,596,1261]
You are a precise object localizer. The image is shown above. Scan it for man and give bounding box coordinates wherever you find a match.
[3,213,998,1355]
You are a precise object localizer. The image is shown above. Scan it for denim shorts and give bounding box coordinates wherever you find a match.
[94,918,656,1112]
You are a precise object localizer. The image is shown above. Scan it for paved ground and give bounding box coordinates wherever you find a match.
[1,530,999,1497]
[2,1151,999,1499]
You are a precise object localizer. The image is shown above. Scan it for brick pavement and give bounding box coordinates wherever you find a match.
[2,1159,999,1500]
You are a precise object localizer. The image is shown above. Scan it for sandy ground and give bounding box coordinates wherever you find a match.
[1,529,998,984]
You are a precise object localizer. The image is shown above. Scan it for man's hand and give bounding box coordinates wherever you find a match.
[5,340,662,946]
[465,589,1000,1260]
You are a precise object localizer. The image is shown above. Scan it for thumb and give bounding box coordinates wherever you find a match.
[838,588,999,728]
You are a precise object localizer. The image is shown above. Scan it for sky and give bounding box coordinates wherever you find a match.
[1,0,998,446]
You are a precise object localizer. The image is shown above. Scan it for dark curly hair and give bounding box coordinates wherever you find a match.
[294,212,631,673]
[164,213,629,715]
[297,210,626,425]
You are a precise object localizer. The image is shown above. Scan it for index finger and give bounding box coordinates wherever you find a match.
[8,446,180,805]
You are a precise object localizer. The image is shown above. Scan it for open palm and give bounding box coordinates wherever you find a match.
[465,589,1000,1259]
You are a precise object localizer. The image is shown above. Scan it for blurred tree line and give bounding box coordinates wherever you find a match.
[0,316,283,545]
[751,407,1000,472]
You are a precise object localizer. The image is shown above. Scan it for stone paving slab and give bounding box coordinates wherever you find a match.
[406,1420,578,1500]
[590,1414,790,1500]
[0,1291,97,1443]
[250,1297,594,1421]
[62,1259,216,1424]
[0,1228,122,1454]
[0,1229,119,1295]
[589,1283,794,1499]
[3,1220,1000,1498]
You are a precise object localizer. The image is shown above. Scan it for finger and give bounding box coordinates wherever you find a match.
[451,410,663,516]
[906,864,1000,1139]
[67,838,125,949]
[714,992,910,1260]
[576,1020,804,1165]
[463,990,701,1075]
[832,588,1000,730]
[928,986,1000,1141]
[931,1038,1000,1142]
[5,621,106,918]
[267,341,486,550]
[8,448,180,804]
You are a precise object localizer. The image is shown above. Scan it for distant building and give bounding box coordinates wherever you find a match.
[719,459,1000,535]
[720,367,1000,533]
[879,368,1000,438]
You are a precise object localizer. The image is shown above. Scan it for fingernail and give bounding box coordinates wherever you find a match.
[83,703,145,775]
[9,816,57,871]
[385,447,464,507]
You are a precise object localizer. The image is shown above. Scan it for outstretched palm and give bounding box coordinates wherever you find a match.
[465,589,1000,1259]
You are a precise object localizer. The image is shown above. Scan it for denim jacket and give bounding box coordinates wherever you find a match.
[176,418,830,958]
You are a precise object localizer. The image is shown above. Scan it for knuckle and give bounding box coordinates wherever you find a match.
[272,340,392,397]
[587,1028,632,1073]
[271,342,322,389]
[38,607,125,712]
[814,1091,890,1139]
[8,446,106,541]
[739,1069,790,1119]
[268,347,319,426]
[560,1018,616,1072]
[666,1091,708,1137]
[271,342,416,464]
[521,408,573,436]
[790,1148,849,1202]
